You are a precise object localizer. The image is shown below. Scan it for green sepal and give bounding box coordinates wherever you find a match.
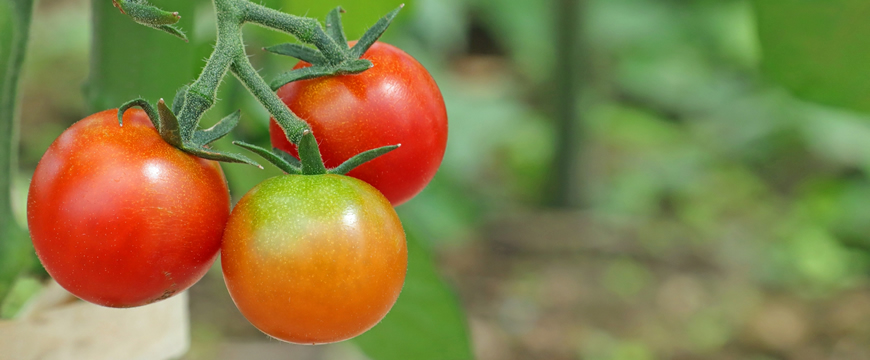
[233,141,301,174]
[118,98,160,129]
[325,7,348,51]
[264,43,326,64]
[112,0,188,42]
[298,130,327,175]
[151,24,188,42]
[273,147,301,168]
[183,146,262,168]
[112,0,181,25]
[193,110,239,146]
[328,144,399,175]
[350,5,403,59]
[118,98,256,166]
[265,6,397,90]
[171,85,188,115]
[269,65,333,90]
[269,59,372,90]
[156,99,183,148]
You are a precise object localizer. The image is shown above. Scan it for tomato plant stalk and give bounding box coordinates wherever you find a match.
[114,0,400,169]
[0,0,39,300]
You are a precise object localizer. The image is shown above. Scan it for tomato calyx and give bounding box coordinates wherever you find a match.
[264,5,404,91]
[118,97,262,168]
[235,131,399,176]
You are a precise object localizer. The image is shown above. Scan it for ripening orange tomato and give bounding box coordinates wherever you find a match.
[221,174,407,344]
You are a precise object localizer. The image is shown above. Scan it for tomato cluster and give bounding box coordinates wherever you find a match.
[27,39,445,344]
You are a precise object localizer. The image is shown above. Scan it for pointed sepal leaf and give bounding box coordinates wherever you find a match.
[183,146,262,168]
[156,98,183,148]
[233,141,302,175]
[265,43,327,64]
[172,84,188,115]
[269,59,372,90]
[118,98,159,129]
[194,110,240,146]
[270,65,335,90]
[350,4,403,58]
[152,24,188,42]
[273,147,302,168]
[329,144,399,175]
[326,7,349,51]
[299,130,327,175]
[337,59,374,74]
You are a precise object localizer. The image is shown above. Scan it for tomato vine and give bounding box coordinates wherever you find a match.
[113,0,403,171]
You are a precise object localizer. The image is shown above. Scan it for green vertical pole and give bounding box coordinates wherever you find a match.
[551,0,584,208]
[0,0,37,298]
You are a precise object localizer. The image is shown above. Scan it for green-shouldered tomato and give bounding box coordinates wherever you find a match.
[221,174,407,344]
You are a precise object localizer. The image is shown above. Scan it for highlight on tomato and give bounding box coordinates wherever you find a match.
[27,109,231,308]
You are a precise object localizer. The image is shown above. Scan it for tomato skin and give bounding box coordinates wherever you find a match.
[270,41,448,206]
[27,109,230,308]
[221,174,407,344]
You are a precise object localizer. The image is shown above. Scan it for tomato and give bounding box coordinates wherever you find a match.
[27,109,230,308]
[221,174,407,344]
[270,41,448,206]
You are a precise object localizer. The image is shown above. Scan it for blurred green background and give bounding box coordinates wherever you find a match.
[8,0,870,359]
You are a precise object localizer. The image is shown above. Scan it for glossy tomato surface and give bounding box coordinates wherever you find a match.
[270,41,448,206]
[27,109,230,308]
[221,174,407,344]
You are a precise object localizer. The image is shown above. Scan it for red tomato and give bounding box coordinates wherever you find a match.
[270,41,448,206]
[221,174,407,344]
[27,109,230,308]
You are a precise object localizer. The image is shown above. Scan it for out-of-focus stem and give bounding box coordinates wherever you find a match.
[1,0,34,241]
[551,0,584,208]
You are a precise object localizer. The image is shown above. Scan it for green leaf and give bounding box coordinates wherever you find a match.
[352,232,473,360]
[0,276,42,319]
[753,0,870,113]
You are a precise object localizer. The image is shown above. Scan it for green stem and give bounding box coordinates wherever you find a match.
[176,0,238,139]
[240,1,345,64]
[1,0,37,298]
[175,0,325,145]
[1,0,32,239]
[550,0,584,208]
[229,53,310,144]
